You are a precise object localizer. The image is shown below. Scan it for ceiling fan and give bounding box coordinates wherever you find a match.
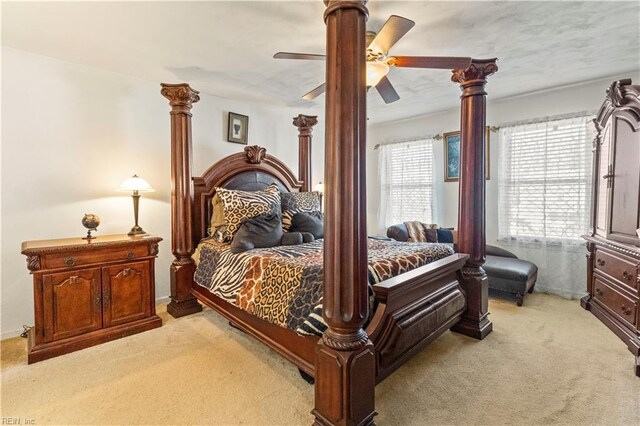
[274,15,472,104]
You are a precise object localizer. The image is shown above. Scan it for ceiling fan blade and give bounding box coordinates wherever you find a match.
[375,76,400,104]
[368,15,415,53]
[392,56,472,69]
[274,52,326,61]
[303,83,326,100]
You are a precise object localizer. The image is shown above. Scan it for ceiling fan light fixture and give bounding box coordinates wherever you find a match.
[366,61,389,87]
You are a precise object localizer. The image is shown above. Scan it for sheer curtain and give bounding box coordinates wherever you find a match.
[498,115,592,298]
[378,139,435,231]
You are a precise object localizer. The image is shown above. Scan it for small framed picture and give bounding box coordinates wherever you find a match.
[444,127,491,182]
[227,112,249,144]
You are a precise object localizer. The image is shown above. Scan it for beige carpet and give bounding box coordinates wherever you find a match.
[1,293,639,425]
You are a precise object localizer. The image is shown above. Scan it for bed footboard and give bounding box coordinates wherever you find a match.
[367,253,469,381]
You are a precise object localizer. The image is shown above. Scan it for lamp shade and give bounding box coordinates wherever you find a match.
[366,61,389,87]
[117,174,155,193]
[313,182,325,193]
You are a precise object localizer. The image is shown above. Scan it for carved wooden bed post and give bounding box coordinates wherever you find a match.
[293,114,318,191]
[160,83,203,318]
[450,59,498,339]
[313,1,375,425]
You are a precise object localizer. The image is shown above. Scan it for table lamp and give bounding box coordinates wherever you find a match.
[313,182,324,212]
[117,174,155,236]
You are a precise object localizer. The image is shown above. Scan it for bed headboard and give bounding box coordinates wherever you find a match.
[192,145,303,243]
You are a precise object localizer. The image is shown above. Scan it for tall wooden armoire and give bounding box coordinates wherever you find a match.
[582,79,640,377]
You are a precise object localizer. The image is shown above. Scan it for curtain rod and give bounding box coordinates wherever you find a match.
[373,110,597,150]
[373,127,501,150]
[494,110,597,130]
[373,135,437,150]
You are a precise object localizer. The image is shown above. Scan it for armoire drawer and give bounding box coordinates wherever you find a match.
[594,248,639,291]
[593,276,638,329]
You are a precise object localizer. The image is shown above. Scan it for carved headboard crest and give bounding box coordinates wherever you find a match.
[192,145,302,244]
[244,145,267,164]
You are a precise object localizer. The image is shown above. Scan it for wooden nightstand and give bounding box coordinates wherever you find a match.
[21,234,163,363]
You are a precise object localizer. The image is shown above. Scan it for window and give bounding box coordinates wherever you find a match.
[378,139,434,228]
[498,115,592,244]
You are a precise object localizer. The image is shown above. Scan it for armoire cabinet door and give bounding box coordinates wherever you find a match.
[608,110,640,246]
[42,268,102,342]
[595,119,611,238]
[102,261,151,327]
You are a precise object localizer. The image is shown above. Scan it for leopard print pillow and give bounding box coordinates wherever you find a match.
[281,191,321,231]
[215,184,281,240]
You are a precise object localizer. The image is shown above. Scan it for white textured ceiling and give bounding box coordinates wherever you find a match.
[2,1,639,124]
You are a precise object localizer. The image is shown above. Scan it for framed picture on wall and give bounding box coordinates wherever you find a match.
[443,127,491,182]
[227,112,249,144]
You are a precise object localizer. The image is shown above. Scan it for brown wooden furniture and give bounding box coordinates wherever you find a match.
[582,79,640,378]
[21,234,163,364]
[161,2,497,423]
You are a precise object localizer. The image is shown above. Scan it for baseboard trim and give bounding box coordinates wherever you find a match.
[155,296,171,305]
[1,328,24,340]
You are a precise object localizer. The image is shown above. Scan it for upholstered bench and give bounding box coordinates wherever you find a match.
[386,223,538,306]
[484,245,538,306]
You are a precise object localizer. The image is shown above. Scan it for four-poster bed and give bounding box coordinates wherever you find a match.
[161,1,497,424]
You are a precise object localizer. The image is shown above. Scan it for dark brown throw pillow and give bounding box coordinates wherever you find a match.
[281,232,315,246]
[230,212,283,253]
[290,211,324,239]
[425,228,439,242]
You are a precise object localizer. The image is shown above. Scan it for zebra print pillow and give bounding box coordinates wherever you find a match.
[215,184,281,240]
[281,192,322,231]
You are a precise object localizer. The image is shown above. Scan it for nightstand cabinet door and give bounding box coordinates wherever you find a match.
[102,261,151,327]
[42,268,102,342]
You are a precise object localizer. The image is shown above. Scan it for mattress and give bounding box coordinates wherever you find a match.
[193,238,454,336]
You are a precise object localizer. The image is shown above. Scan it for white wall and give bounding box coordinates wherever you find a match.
[0,47,324,338]
[367,72,640,239]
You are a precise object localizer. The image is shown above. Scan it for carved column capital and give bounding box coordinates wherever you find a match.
[452,59,498,84]
[292,114,318,136]
[160,83,200,112]
[452,59,498,98]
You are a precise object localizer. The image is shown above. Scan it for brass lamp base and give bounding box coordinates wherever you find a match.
[128,226,147,236]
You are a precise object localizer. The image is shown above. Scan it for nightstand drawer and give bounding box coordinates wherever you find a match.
[594,248,639,291]
[45,244,149,270]
[593,276,637,329]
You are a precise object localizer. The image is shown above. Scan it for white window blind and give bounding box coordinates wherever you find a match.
[378,139,434,229]
[498,115,591,245]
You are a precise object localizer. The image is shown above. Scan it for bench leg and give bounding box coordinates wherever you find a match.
[516,293,524,307]
[528,284,536,294]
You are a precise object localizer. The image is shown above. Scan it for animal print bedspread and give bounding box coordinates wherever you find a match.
[193,239,454,336]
